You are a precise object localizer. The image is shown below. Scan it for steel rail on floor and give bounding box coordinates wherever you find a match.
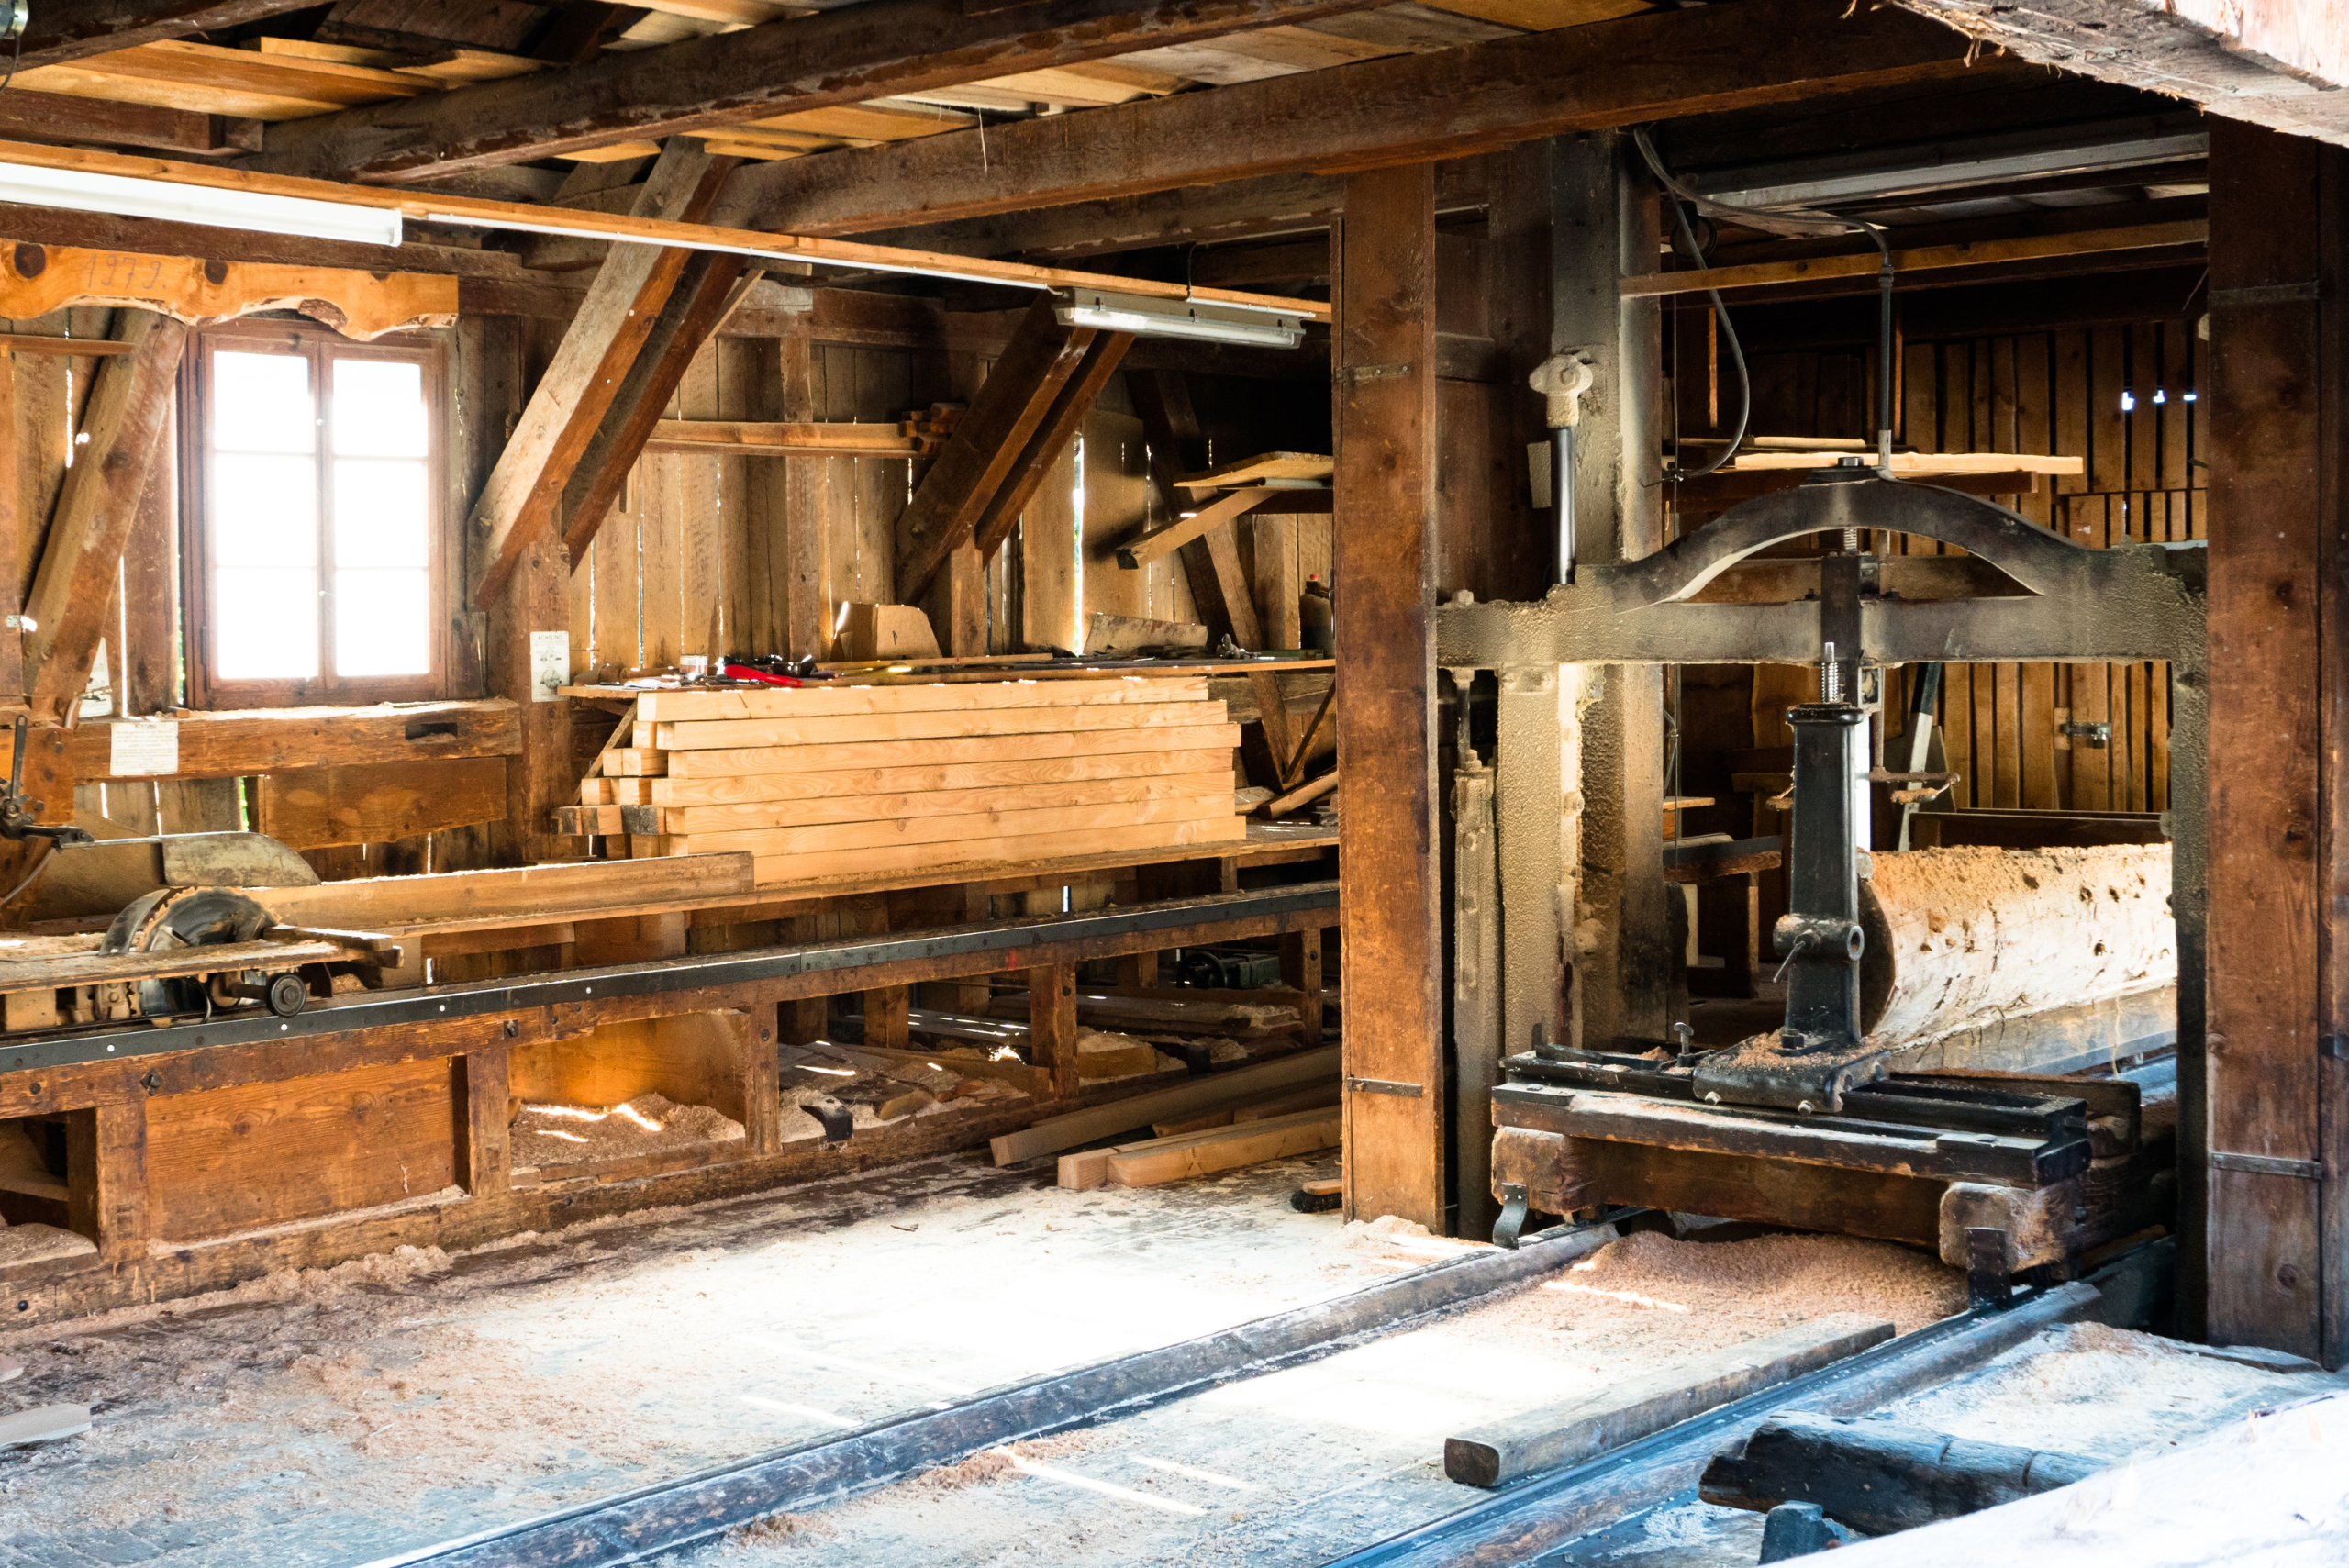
[357,1214,1634,1568]
[0,881,1339,1075]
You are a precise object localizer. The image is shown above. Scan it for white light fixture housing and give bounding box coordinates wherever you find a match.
[0,161,404,249]
[1054,287,1306,350]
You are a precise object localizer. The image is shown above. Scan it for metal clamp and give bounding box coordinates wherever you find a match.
[1493,1183,1530,1251]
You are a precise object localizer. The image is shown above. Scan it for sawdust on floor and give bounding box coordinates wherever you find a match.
[509,1092,744,1169]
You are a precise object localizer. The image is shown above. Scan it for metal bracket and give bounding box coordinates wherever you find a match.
[2058,719,2111,748]
[2210,1151,2322,1181]
[1346,1076,1424,1098]
[2321,1034,2349,1062]
[1965,1226,2013,1311]
[1493,1183,1530,1251]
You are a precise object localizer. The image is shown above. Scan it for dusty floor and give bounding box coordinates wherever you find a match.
[0,1148,1965,1568]
[0,1140,2299,1568]
[696,1226,1969,1568]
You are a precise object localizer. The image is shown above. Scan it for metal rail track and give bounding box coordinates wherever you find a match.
[359,1214,1631,1568]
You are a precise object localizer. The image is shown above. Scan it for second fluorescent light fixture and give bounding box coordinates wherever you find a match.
[0,161,404,248]
[1054,288,1305,350]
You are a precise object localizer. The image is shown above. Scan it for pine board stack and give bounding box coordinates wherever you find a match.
[558,676,1244,887]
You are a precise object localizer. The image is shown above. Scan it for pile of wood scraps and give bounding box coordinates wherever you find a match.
[781,1041,1030,1143]
[983,1042,1342,1189]
[557,674,1245,887]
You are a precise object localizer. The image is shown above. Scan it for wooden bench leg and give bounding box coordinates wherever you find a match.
[1282,927,1324,1046]
[1030,962,1081,1100]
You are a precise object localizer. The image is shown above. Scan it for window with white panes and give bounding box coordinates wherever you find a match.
[185,324,446,703]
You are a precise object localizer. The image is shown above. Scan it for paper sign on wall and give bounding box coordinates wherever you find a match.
[108,720,179,777]
[530,631,570,702]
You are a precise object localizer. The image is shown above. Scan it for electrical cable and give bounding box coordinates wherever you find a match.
[1632,126,1898,478]
[0,838,57,910]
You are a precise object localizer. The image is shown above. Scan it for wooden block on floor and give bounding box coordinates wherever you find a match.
[1443,1314,1897,1488]
[1106,1106,1341,1188]
[1058,1147,1116,1191]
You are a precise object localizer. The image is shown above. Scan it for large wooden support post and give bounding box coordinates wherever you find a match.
[1335,162,1443,1230]
[1486,140,1577,1067]
[1554,132,1671,1050]
[2204,124,2347,1364]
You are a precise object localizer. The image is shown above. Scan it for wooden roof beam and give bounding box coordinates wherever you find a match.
[18,2,322,71]
[726,0,2016,236]
[471,139,734,606]
[246,0,1386,184]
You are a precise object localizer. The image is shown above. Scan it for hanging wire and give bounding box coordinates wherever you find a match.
[1631,126,1898,479]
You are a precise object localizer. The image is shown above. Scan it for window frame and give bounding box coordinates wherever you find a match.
[181,319,451,708]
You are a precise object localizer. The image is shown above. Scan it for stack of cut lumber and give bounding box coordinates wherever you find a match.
[558,675,1242,887]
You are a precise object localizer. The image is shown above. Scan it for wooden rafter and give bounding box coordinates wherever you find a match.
[19,2,321,71]
[471,139,735,605]
[729,0,2006,235]
[894,297,1096,602]
[0,86,255,158]
[970,330,1134,564]
[0,243,457,339]
[248,0,1386,183]
[22,310,188,721]
[557,251,757,565]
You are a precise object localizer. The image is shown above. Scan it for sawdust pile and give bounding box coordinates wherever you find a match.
[0,1223,95,1267]
[509,1092,744,1169]
[1482,1229,1965,1359]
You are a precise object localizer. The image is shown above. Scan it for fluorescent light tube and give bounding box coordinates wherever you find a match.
[0,161,403,248]
[1054,288,1304,349]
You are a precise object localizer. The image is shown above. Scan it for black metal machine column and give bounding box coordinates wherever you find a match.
[1776,702,1867,1065]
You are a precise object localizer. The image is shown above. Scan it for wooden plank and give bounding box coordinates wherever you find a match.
[990,1043,1340,1163]
[729,0,1994,235]
[0,244,455,340]
[634,676,1205,721]
[248,0,1390,181]
[1117,486,1262,570]
[65,700,521,780]
[651,745,1236,805]
[145,1057,459,1240]
[1335,162,1442,1229]
[749,815,1245,886]
[253,758,509,850]
[240,853,758,932]
[1444,1316,1896,1488]
[2203,122,2332,1361]
[0,86,246,158]
[647,770,1232,832]
[1106,1105,1341,1186]
[645,419,924,458]
[473,141,729,605]
[458,1047,512,1199]
[666,793,1232,856]
[20,5,328,73]
[653,699,1229,751]
[1622,222,2206,300]
[20,309,184,720]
